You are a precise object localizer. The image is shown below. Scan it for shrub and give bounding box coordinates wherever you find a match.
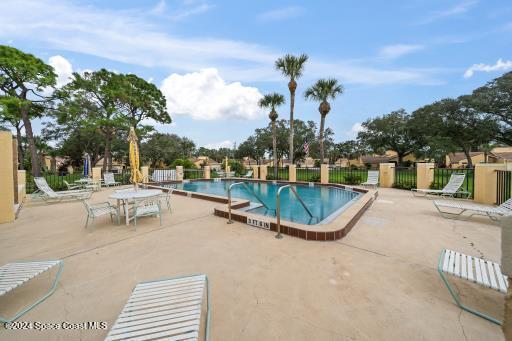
[309,174,321,182]
[229,160,245,175]
[343,173,362,185]
[314,160,321,167]
[171,159,196,169]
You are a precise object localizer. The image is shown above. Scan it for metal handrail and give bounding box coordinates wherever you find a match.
[275,185,314,239]
[227,182,269,224]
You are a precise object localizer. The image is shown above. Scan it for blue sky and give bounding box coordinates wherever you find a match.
[1,0,511,149]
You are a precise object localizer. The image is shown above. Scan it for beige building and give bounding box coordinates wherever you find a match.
[446,147,512,168]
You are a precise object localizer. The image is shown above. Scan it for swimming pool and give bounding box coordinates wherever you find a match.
[162,180,360,225]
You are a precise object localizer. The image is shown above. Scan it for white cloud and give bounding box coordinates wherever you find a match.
[379,44,424,60]
[418,0,478,24]
[204,140,233,149]
[257,6,305,21]
[464,59,512,78]
[350,122,364,134]
[160,68,263,120]
[0,0,443,86]
[48,55,73,87]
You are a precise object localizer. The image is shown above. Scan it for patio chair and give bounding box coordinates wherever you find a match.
[433,198,512,221]
[361,171,379,188]
[82,200,120,229]
[228,171,235,177]
[34,177,92,203]
[85,179,102,192]
[64,180,82,191]
[104,173,121,187]
[105,274,210,341]
[411,173,470,199]
[242,170,253,178]
[0,260,64,323]
[158,189,173,213]
[216,170,226,178]
[438,249,507,325]
[131,196,162,228]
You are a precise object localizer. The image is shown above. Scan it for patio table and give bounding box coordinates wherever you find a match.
[109,189,162,226]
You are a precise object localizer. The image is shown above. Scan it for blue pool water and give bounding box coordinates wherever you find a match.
[163,180,360,225]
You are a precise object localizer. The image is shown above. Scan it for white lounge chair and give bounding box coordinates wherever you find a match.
[105,274,210,341]
[361,171,379,188]
[64,180,81,190]
[34,177,92,202]
[434,198,512,221]
[104,173,121,187]
[242,170,253,178]
[0,260,64,323]
[411,173,470,199]
[438,249,507,325]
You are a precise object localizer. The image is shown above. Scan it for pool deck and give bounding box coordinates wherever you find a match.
[0,186,505,340]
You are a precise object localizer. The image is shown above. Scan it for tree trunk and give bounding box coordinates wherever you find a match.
[319,114,326,164]
[103,137,111,172]
[289,84,295,165]
[398,153,404,167]
[15,124,24,170]
[463,148,473,168]
[20,105,40,176]
[272,120,278,179]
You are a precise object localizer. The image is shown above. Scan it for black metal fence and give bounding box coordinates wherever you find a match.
[296,167,321,182]
[266,167,289,180]
[432,168,474,198]
[329,167,368,185]
[394,167,417,190]
[497,170,512,205]
[184,168,204,179]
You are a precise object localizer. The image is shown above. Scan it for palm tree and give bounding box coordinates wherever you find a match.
[259,93,285,179]
[304,79,344,163]
[275,54,308,165]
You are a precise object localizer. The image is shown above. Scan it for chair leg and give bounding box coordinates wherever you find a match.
[437,252,502,325]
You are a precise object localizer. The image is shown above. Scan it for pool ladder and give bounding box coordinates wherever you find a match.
[275,185,314,239]
[227,182,314,240]
[227,182,270,224]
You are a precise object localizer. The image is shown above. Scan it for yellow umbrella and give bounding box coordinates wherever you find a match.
[128,127,143,189]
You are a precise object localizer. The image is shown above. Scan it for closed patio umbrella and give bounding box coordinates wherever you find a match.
[128,127,143,190]
[83,153,91,177]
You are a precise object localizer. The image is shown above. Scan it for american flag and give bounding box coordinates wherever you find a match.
[303,140,309,156]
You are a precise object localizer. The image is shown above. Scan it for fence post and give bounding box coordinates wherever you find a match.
[320,164,329,184]
[176,166,184,181]
[416,163,434,189]
[474,163,505,204]
[17,170,26,204]
[289,164,296,182]
[92,167,102,180]
[251,165,259,179]
[259,165,267,180]
[204,166,210,179]
[379,163,395,188]
[0,131,15,224]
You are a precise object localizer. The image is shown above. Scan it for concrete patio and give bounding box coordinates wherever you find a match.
[0,186,504,340]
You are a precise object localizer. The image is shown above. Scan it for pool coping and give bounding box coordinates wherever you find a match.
[146,178,378,241]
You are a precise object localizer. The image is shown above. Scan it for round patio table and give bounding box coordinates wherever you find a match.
[109,189,162,226]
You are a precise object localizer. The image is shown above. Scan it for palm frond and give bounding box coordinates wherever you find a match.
[304,78,344,102]
[259,93,285,110]
[275,53,309,80]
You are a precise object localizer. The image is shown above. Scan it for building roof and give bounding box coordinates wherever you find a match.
[447,152,483,163]
[360,155,393,164]
[494,152,512,161]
